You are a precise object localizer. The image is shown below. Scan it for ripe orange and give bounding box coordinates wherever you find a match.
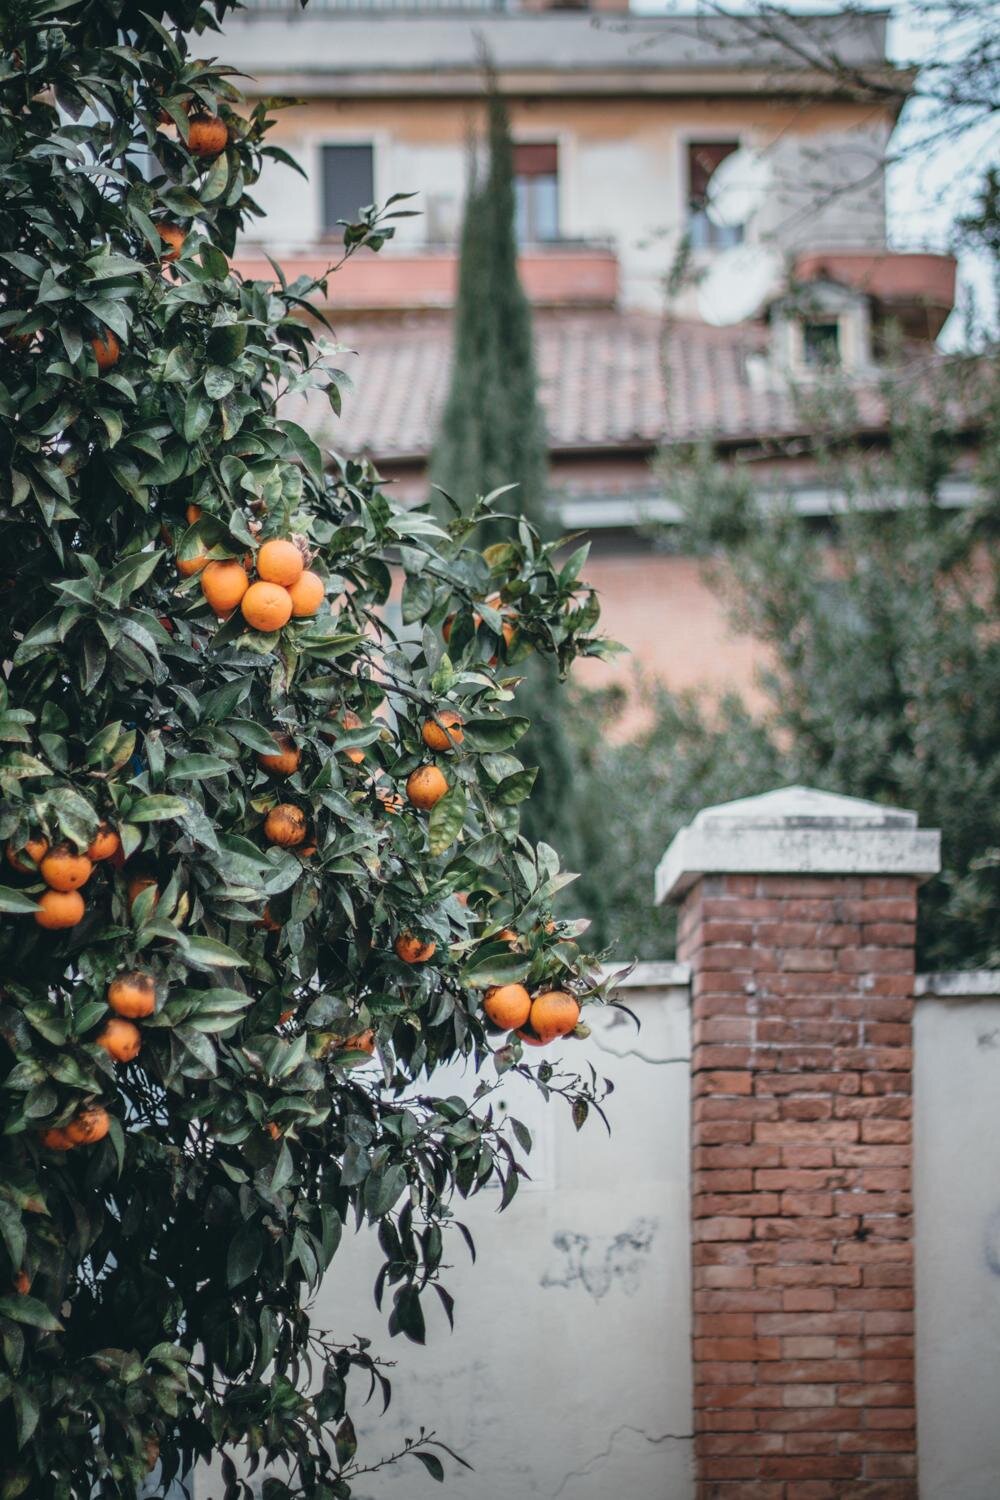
[405,764,448,810]
[39,844,92,892]
[287,569,324,617]
[187,114,229,159]
[64,1106,110,1146]
[201,558,249,617]
[241,580,293,632]
[157,222,186,262]
[375,785,404,815]
[264,803,307,847]
[258,904,282,932]
[108,970,157,1019]
[257,538,304,588]
[96,1018,142,1063]
[331,708,365,764]
[6,835,48,874]
[394,932,436,964]
[421,709,464,752]
[12,1270,31,1295]
[87,822,120,862]
[177,551,209,578]
[340,1028,375,1055]
[91,330,120,372]
[265,1121,282,1141]
[483,983,532,1031]
[185,503,202,525]
[257,732,301,778]
[525,990,581,1044]
[143,1437,160,1475]
[127,874,158,911]
[35,889,85,929]
[39,1125,72,1151]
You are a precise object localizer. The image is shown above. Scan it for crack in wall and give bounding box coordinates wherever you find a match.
[589,1031,689,1067]
[550,1423,694,1498]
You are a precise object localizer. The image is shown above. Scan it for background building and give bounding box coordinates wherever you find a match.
[221,1,958,701]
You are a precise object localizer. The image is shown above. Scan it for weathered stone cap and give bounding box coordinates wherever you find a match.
[655,784,941,906]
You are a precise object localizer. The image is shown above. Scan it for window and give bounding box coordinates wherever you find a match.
[802,319,842,369]
[321,144,374,233]
[687,140,743,250]
[514,142,559,244]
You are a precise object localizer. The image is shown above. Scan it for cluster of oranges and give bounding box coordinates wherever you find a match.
[6,822,121,930]
[443,594,517,666]
[179,529,325,632]
[38,971,155,1153]
[483,985,581,1046]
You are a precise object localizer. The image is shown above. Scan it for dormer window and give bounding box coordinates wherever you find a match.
[802,320,841,369]
[768,281,872,379]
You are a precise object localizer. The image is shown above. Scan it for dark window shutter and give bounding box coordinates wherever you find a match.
[687,141,739,206]
[513,142,558,178]
[321,144,374,231]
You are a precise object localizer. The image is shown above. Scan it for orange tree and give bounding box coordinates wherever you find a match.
[0,3,616,1496]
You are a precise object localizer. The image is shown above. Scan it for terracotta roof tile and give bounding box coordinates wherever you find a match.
[285,309,954,462]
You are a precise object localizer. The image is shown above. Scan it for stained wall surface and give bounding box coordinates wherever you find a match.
[914,981,1000,1500]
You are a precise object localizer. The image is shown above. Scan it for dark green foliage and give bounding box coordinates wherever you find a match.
[430,72,587,879]
[0,5,617,1497]
[575,355,1000,970]
[429,77,548,539]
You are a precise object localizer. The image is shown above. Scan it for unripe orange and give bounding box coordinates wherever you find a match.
[264,803,307,847]
[108,970,156,1019]
[286,569,324,617]
[483,983,532,1031]
[96,1018,142,1063]
[201,559,249,617]
[241,580,293,632]
[405,764,448,810]
[35,889,85,929]
[421,709,464,752]
[185,503,202,525]
[257,538,304,588]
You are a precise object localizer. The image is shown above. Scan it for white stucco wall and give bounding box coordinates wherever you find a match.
[915,974,1000,1500]
[194,969,695,1500]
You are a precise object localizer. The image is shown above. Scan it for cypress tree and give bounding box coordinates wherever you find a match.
[431,75,583,864]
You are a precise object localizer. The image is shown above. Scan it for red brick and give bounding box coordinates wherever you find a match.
[756,1121,859,1144]
[865,1408,916,1429]
[759,1456,862,1479]
[865,1454,918,1478]
[693,1017,756,1045]
[782,1288,835,1312]
[694,1218,755,1243]
[697,1145,781,1170]
[695,1337,782,1362]
[837,1383,914,1407]
[696,1290,783,1313]
[694,1071,754,1097]
[696,1432,785,1456]
[696,1170,756,1193]
[695,1193,782,1218]
[861,1120,911,1143]
[758,1406,861,1431]
[696,1384,784,1410]
[697,1122,753,1145]
[781,1191,834,1216]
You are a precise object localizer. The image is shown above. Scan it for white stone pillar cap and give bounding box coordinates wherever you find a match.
[655,784,941,906]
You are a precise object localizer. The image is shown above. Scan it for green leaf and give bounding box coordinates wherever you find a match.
[126,795,189,823]
[226,1222,263,1288]
[411,1452,445,1483]
[463,716,530,751]
[0,1296,62,1332]
[0,888,40,914]
[459,951,532,989]
[181,936,248,970]
[427,783,467,856]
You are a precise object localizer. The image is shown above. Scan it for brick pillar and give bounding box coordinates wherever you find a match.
[656,787,940,1500]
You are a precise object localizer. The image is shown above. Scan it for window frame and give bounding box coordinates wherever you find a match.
[319,140,376,238]
[680,133,747,252]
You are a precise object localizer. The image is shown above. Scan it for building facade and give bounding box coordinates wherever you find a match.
[220,2,958,706]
